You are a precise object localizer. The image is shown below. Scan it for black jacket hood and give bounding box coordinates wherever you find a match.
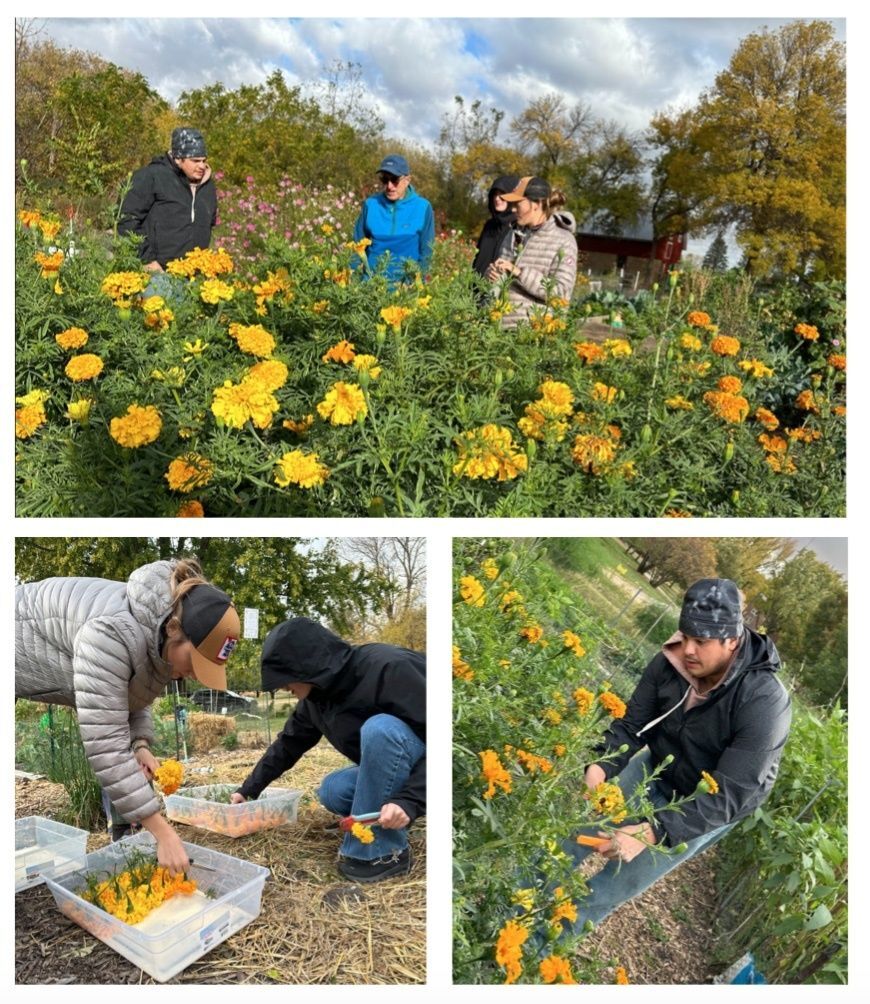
[261,617,355,693]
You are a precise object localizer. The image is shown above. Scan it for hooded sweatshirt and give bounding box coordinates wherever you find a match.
[118,153,217,267]
[238,618,426,821]
[352,185,435,283]
[594,627,791,846]
[472,175,520,278]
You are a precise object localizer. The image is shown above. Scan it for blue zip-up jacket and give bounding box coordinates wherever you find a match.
[353,185,435,282]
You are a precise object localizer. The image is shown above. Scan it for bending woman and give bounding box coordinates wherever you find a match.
[15,558,240,873]
[486,176,577,328]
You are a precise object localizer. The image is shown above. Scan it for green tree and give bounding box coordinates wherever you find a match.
[628,537,718,589]
[713,537,795,610]
[702,231,729,272]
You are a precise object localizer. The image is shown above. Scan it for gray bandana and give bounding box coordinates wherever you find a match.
[679,578,743,639]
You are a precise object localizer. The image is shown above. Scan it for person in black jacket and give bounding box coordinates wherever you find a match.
[233,618,426,883]
[558,578,791,933]
[117,127,217,271]
[471,175,519,280]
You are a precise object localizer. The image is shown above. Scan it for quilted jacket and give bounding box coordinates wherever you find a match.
[15,561,178,822]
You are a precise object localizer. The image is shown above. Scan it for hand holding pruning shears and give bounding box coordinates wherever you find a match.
[340,803,410,832]
[134,746,159,781]
[578,823,656,863]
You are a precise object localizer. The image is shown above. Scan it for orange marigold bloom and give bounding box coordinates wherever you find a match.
[687,310,711,327]
[573,341,606,364]
[832,405,846,417]
[165,453,214,493]
[591,781,627,823]
[322,339,356,364]
[459,575,485,606]
[710,335,741,357]
[494,919,527,985]
[55,327,89,350]
[699,770,719,795]
[703,391,749,424]
[717,375,743,394]
[35,250,64,277]
[664,509,693,517]
[615,966,630,985]
[562,629,585,658]
[539,955,578,985]
[519,623,545,645]
[452,645,474,681]
[795,389,820,414]
[316,382,368,425]
[516,749,553,774]
[599,691,627,718]
[787,426,822,443]
[758,433,788,455]
[109,404,162,448]
[591,382,617,404]
[549,890,578,926]
[571,433,617,473]
[380,305,413,329]
[766,453,797,475]
[177,500,205,517]
[754,407,780,431]
[480,750,512,800]
[573,687,595,716]
[65,354,104,382]
[794,322,820,341]
[827,354,846,371]
[453,424,528,481]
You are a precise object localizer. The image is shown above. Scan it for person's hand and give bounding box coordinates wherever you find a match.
[144,260,163,272]
[599,823,655,864]
[378,803,410,829]
[583,763,606,796]
[156,828,190,874]
[229,792,246,804]
[134,746,159,780]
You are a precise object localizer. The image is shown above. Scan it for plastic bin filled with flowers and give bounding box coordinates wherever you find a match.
[163,783,302,838]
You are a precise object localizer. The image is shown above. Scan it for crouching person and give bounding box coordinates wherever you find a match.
[233,618,426,883]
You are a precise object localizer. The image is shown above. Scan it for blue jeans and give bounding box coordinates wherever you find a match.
[561,750,736,932]
[317,714,425,861]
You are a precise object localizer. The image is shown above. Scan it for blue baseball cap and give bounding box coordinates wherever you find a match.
[377,154,410,177]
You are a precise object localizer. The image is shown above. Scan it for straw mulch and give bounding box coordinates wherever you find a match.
[15,743,426,985]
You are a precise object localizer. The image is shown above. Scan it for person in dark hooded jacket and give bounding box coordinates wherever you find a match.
[233,618,425,883]
[117,127,217,271]
[552,578,791,935]
[471,175,519,280]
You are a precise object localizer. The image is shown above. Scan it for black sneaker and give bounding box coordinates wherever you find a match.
[336,848,412,884]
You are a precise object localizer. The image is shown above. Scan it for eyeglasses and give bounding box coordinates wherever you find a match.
[379,173,402,186]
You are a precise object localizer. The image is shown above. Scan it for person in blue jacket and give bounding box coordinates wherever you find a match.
[353,154,435,283]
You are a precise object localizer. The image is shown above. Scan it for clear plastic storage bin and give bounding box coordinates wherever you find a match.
[44,832,270,983]
[164,784,302,837]
[15,816,89,892]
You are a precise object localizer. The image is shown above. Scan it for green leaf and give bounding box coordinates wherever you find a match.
[804,904,833,931]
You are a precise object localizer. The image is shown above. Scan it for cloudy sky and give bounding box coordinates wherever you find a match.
[32,15,846,150]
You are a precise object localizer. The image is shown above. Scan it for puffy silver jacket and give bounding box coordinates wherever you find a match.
[499,212,578,328]
[15,560,177,822]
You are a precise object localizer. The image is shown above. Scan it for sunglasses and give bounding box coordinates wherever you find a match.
[379,173,402,186]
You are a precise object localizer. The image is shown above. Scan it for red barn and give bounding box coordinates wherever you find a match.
[577,217,686,290]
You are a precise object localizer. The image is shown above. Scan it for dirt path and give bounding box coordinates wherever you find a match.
[15,747,426,985]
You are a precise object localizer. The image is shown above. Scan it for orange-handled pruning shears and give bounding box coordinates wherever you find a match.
[576,834,610,849]
[339,811,381,832]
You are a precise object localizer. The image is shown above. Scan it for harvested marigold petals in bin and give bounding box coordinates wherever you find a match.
[164,784,302,837]
[43,832,269,982]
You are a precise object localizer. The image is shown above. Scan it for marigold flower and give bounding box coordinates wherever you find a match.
[540,955,578,984]
[529,312,567,336]
[787,426,822,443]
[480,749,512,800]
[481,557,499,581]
[664,509,693,517]
[100,270,148,303]
[827,354,846,371]
[165,454,214,493]
[754,407,779,431]
[739,358,774,379]
[65,354,104,382]
[380,305,413,329]
[666,395,694,411]
[311,299,329,314]
[591,781,627,823]
[710,335,741,357]
[247,359,289,391]
[591,382,617,404]
[274,449,330,489]
[573,341,606,364]
[15,393,48,438]
[317,381,368,425]
[543,708,562,725]
[615,966,630,984]
[794,322,820,341]
[766,453,797,475]
[283,414,315,435]
[151,366,186,387]
[183,338,208,357]
[252,268,293,312]
[520,623,545,645]
[562,630,585,658]
[517,749,553,774]
[459,575,485,607]
[571,433,617,474]
[153,759,184,794]
[144,307,175,331]
[703,391,749,424]
[452,645,474,681]
[35,250,64,277]
[538,380,574,416]
[717,375,743,394]
[832,405,846,417]
[19,209,42,228]
[352,354,382,379]
[350,822,375,844]
[604,338,632,357]
[65,398,93,423]
[599,691,627,718]
[322,339,356,364]
[680,332,702,351]
[109,404,162,448]
[494,919,527,985]
[687,310,712,327]
[166,247,234,279]
[512,888,535,912]
[500,589,524,614]
[345,237,372,256]
[199,278,234,304]
[177,500,205,517]
[758,433,788,455]
[81,859,197,925]
[573,687,594,716]
[55,327,89,350]
[699,770,719,795]
[228,322,275,357]
[795,389,820,414]
[212,377,278,429]
[549,889,578,927]
[453,424,528,481]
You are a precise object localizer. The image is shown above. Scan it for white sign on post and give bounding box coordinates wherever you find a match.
[243,608,259,640]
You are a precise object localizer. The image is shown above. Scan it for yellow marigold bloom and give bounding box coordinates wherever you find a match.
[717,375,743,394]
[227,322,275,358]
[543,708,562,725]
[794,322,820,341]
[19,209,42,228]
[322,339,356,364]
[345,237,372,255]
[699,770,719,795]
[703,391,749,424]
[100,270,148,302]
[38,218,62,241]
[591,781,627,823]
[141,295,165,313]
[66,398,93,423]
[317,381,368,425]
[562,630,585,658]
[200,278,235,304]
[252,268,293,312]
[55,327,88,350]
[766,453,797,475]
[283,414,315,435]
[517,749,553,774]
[787,427,822,443]
[573,687,594,715]
[520,623,544,645]
[758,433,788,455]
[380,305,413,329]
[35,250,64,278]
[599,691,627,718]
[481,557,499,580]
[827,354,846,371]
[165,454,214,493]
[687,310,712,327]
[183,338,208,357]
[154,759,184,794]
[529,312,567,336]
[274,449,330,489]
[666,395,694,410]
[710,335,741,357]
[680,332,703,351]
[571,433,616,474]
[540,955,577,984]
[453,424,528,481]
[494,919,527,985]
[151,366,186,387]
[592,382,618,404]
[320,222,334,235]
[755,407,779,430]
[500,589,523,612]
[550,891,578,927]
[739,358,774,379]
[350,822,375,844]
[832,405,846,417]
[512,888,535,913]
[615,966,630,985]
[65,354,104,382]
[459,575,485,607]
[795,389,820,414]
[553,743,567,757]
[212,377,278,430]
[352,354,382,379]
[166,247,234,279]
[109,404,162,448]
[604,338,632,357]
[247,359,289,391]
[452,645,474,681]
[311,299,329,314]
[15,395,48,438]
[573,340,606,364]
[144,308,175,331]
[480,749,512,800]
[416,294,432,309]
[82,863,196,925]
[177,500,205,517]
[539,380,574,416]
